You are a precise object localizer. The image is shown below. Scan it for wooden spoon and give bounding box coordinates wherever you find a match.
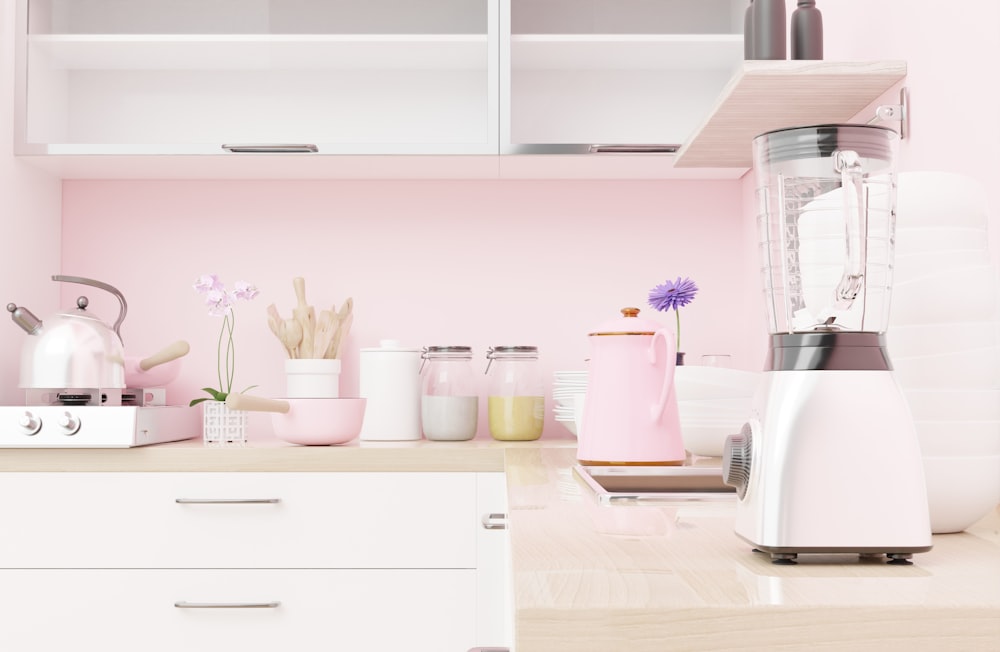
[328,297,353,360]
[313,309,338,361]
[283,318,303,359]
[292,277,316,358]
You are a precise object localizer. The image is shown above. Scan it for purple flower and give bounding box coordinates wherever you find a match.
[648,277,699,313]
[193,274,224,294]
[204,289,232,317]
[231,281,259,301]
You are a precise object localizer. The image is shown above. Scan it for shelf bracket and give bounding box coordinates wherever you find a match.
[867,87,908,139]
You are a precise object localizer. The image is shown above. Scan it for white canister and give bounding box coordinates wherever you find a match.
[359,339,422,441]
[285,358,341,398]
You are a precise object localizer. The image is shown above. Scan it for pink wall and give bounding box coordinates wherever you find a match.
[0,0,62,405]
[61,179,748,439]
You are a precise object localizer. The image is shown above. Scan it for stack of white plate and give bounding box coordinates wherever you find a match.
[674,366,761,457]
[890,171,1000,533]
[552,371,588,437]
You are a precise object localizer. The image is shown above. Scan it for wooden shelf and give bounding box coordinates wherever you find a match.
[674,60,909,168]
[29,34,488,70]
[511,34,743,70]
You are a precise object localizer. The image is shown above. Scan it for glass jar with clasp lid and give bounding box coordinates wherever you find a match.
[420,346,479,441]
[485,345,544,441]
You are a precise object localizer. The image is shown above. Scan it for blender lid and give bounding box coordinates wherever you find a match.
[589,307,659,336]
[753,124,898,164]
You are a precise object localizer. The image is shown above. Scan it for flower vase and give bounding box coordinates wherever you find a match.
[203,400,248,445]
[676,352,686,366]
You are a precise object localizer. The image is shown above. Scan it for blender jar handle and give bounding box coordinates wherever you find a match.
[648,329,677,423]
[833,149,868,310]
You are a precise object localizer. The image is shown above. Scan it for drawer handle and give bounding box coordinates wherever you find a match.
[222,143,318,153]
[175,498,281,504]
[175,601,280,609]
[481,512,507,530]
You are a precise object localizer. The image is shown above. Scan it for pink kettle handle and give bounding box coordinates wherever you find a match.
[648,329,677,423]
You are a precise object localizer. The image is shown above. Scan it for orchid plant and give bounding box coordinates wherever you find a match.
[648,276,699,352]
[190,274,260,407]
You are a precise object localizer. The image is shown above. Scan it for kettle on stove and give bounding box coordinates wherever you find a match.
[7,275,127,390]
[576,307,685,466]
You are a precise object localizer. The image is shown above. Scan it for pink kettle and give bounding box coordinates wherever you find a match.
[577,307,685,465]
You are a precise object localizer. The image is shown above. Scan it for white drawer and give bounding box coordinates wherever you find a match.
[0,569,477,652]
[0,472,477,568]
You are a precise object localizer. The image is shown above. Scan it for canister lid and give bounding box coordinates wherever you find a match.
[360,339,421,353]
[422,346,473,358]
[486,345,538,358]
[589,307,659,336]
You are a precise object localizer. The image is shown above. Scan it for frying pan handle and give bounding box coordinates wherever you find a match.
[226,393,290,414]
[139,340,191,371]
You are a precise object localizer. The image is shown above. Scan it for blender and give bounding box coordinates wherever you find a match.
[722,124,932,564]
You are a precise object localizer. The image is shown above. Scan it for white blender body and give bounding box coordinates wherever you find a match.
[723,125,931,564]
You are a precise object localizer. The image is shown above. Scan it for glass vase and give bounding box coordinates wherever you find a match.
[202,401,248,445]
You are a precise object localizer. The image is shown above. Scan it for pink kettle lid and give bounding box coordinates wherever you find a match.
[589,307,660,336]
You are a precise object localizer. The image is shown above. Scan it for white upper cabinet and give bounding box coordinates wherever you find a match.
[16,0,499,155]
[502,0,745,153]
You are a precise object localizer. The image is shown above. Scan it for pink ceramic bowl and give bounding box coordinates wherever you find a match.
[270,398,367,446]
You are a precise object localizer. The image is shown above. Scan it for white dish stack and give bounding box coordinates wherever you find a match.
[552,371,588,437]
[673,366,760,457]
[890,172,1000,533]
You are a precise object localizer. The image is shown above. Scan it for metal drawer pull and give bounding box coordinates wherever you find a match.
[467,648,510,651]
[481,512,508,530]
[222,143,318,153]
[175,601,280,609]
[175,498,281,504]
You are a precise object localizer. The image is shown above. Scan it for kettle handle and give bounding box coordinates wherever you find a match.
[52,275,128,344]
[648,329,677,423]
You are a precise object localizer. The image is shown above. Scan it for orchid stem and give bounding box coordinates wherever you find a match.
[216,315,226,395]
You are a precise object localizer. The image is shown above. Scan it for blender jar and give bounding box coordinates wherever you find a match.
[420,346,478,441]
[753,124,900,334]
[485,346,544,441]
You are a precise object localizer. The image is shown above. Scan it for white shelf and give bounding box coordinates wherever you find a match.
[29,34,488,70]
[675,60,909,168]
[510,34,743,70]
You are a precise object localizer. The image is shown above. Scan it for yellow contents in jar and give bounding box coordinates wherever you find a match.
[488,396,544,441]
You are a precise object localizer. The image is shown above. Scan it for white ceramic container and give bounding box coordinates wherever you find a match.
[286,358,341,398]
[359,339,422,441]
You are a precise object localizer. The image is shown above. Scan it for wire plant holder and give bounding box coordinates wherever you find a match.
[203,401,248,445]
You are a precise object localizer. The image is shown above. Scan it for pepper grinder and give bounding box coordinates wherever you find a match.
[791,0,824,60]
[752,0,786,60]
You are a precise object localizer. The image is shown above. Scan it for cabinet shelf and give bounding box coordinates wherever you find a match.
[29,34,488,70]
[674,60,908,168]
[511,34,743,70]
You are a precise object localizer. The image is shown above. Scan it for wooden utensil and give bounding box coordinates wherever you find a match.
[292,277,316,358]
[283,318,303,359]
[313,309,337,361]
[329,297,354,360]
[266,303,290,357]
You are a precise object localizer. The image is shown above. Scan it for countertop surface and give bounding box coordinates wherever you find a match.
[2,436,998,651]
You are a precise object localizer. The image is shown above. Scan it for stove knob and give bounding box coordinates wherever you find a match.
[722,422,753,499]
[57,411,81,436]
[18,411,42,436]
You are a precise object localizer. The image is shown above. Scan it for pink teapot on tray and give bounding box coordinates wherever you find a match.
[577,307,685,466]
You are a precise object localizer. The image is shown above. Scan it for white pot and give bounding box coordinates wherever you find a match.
[286,358,341,399]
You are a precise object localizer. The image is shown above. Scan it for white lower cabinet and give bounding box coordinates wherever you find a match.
[0,471,511,652]
[0,569,475,651]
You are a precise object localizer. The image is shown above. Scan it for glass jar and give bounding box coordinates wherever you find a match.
[420,346,478,441]
[485,345,544,441]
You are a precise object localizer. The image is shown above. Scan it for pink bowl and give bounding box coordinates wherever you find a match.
[271,398,367,446]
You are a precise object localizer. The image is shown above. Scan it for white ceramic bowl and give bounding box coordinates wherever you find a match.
[682,423,741,457]
[891,346,1000,389]
[893,249,992,284]
[922,454,1000,533]
[894,227,990,255]
[904,389,1000,421]
[891,263,998,326]
[673,366,761,401]
[897,171,990,230]
[889,321,1000,357]
[915,420,1000,457]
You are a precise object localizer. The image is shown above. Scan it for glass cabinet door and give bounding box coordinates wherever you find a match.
[502,0,744,154]
[17,0,498,155]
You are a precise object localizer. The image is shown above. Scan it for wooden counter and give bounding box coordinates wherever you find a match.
[2,437,998,651]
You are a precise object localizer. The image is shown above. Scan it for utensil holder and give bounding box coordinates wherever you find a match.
[285,359,341,398]
[203,401,248,445]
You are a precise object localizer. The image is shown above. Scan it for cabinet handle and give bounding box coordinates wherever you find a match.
[174,601,280,609]
[175,498,281,504]
[222,143,318,153]
[467,648,510,652]
[481,512,507,530]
